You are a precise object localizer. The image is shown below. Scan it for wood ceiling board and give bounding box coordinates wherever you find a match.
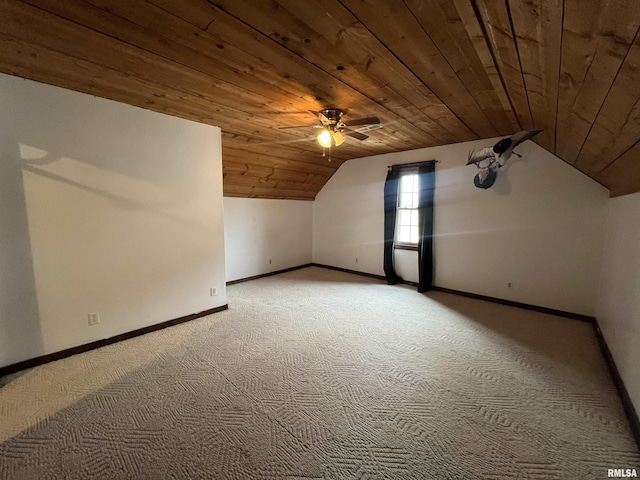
[221,125,401,165]
[452,0,520,130]
[222,147,340,177]
[223,174,319,193]
[145,0,217,30]
[223,184,317,199]
[404,0,517,136]
[1,2,309,132]
[0,36,236,128]
[33,0,424,153]
[13,0,326,136]
[154,0,370,108]
[223,192,314,201]
[74,0,316,115]
[211,0,472,145]
[555,0,640,164]
[223,140,349,168]
[508,0,563,152]
[223,162,276,178]
[339,0,499,139]
[223,132,394,164]
[192,1,440,149]
[574,35,640,176]
[2,0,640,197]
[223,163,329,186]
[223,145,345,173]
[474,0,534,131]
[596,141,640,196]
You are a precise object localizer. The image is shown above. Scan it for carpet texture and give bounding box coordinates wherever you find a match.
[1,266,638,479]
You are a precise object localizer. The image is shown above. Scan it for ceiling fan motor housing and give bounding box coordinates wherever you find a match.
[319,108,345,130]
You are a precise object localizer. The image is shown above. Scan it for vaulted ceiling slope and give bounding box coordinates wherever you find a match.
[1,0,639,198]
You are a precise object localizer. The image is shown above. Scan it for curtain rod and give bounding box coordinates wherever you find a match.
[387,160,439,169]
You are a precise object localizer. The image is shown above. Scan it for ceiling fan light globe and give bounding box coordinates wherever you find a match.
[333,131,346,146]
[317,129,332,148]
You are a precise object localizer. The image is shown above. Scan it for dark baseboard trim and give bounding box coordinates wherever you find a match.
[431,286,595,323]
[311,264,593,323]
[311,263,421,287]
[310,263,388,282]
[593,319,640,449]
[0,304,229,378]
[226,264,313,285]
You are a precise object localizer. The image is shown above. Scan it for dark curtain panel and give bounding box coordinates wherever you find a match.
[383,166,403,284]
[417,161,436,292]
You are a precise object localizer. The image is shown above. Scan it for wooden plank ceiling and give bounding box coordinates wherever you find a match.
[1,0,639,199]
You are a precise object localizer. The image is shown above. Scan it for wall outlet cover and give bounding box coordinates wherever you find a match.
[88,312,100,325]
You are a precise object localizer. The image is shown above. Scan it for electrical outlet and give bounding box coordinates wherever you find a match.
[269,259,272,264]
[210,287,217,296]
[88,312,100,326]
[355,257,358,264]
[507,282,513,289]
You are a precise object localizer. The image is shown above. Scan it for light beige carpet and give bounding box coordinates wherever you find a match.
[0,266,638,479]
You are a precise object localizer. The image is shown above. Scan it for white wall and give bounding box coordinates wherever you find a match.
[596,192,640,413]
[0,82,42,368]
[313,138,609,316]
[224,197,312,282]
[0,74,226,367]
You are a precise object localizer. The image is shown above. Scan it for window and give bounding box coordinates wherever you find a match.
[395,173,419,246]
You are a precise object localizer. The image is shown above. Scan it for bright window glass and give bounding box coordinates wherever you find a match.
[396,174,419,244]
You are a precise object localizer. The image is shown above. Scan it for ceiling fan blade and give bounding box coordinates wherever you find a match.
[343,128,369,141]
[343,116,380,127]
[310,109,330,123]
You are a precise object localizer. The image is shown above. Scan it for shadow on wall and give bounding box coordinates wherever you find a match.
[19,156,211,234]
[1,133,208,369]
[0,75,225,368]
[0,137,43,367]
[6,75,219,234]
[489,153,532,196]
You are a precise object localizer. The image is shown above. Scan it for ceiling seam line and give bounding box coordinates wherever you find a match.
[553,0,565,155]
[577,25,640,175]
[337,0,479,140]
[596,138,640,177]
[469,0,522,131]
[505,0,535,128]
[565,37,601,135]
[401,0,502,137]
[146,0,204,29]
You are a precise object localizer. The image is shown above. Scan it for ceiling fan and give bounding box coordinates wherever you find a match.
[280,108,381,151]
